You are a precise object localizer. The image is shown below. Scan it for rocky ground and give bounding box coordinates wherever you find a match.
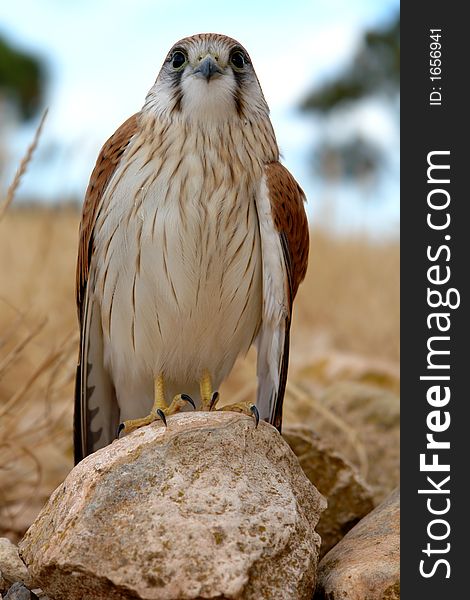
[1,381,399,600]
[315,488,399,600]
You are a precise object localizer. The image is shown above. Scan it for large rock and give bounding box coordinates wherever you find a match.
[0,538,31,590]
[283,426,374,557]
[19,412,326,600]
[315,487,400,600]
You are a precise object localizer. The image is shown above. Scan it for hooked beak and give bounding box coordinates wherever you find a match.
[194,56,223,81]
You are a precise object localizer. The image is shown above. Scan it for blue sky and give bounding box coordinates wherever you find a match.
[1,0,399,235]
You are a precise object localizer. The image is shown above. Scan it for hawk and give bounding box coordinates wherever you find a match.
[74,33,309,464]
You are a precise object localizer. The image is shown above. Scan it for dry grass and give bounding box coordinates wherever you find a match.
[0,208,78,539]
[0,110,48,222]
[0,206,399,541]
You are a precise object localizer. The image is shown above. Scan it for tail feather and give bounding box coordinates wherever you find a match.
[74,287,118,464]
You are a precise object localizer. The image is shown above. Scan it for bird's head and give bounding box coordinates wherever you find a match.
[144,33,270,124]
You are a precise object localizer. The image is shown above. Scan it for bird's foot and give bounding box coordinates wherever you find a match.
[212,398,260,428]
[199,369,259,426]
[118,375,194,437]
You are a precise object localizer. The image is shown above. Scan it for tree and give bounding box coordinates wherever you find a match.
[0,34,46,121]
[301,13,399,184]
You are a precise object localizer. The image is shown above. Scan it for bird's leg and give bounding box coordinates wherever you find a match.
[199,369,259,427]
[200,369,218,411]
[118,374,195,436]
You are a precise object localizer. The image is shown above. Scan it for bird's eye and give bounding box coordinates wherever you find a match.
[171,50,187,70]
[230,51,245,70]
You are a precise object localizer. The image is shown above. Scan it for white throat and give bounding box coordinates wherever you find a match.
[181,75,238,123]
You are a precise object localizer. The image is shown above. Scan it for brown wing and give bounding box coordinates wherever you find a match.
[74,114,139,464]
[76,113,140,318]
[265,161,309,301]
[255,161,309,432]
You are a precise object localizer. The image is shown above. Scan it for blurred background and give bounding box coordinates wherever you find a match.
[1,0,399,542]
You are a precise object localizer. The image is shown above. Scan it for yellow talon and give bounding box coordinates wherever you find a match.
[218,401,259,427]
[117,371,259,437]
[208,393,259,428]
[118,374,195,436]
